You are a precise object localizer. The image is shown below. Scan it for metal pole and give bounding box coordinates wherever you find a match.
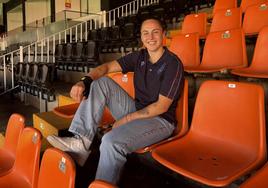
[109,11,111,27]
[64,30,67,43]
[53,35,55,63]
[28,46,30,63]
[70,28,72,43]
[59,32,61,44]
[19,46,23,63]
[80,23,83,42]
[35,43,37,62]
[11,53,14,88]
[41,40,44,62]
[113,10,115,26]
[85,21,88,41]
[47,38,49,63]
[75,25,78,42]
[3,56,6,90]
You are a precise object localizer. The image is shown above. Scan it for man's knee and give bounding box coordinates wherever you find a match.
[90,77,113,94]
[92,77,112,87]
[100,132,127,155]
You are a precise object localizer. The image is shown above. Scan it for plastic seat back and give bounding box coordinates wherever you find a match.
[240,0,266,12]
[248,26,268,71]
[15,63,23,81]
[243,2,268,36]
[213,0,237,15]
[21,63,30,81]
[120,23,136,40]
[181,13,207,38]
[36,64,49,85]
[107,72,134,98]
[191,81,266,149]
[199,28,247,71]
[231,26,268,78]
[210,8,242,33]
[89,180,118,188]
[55,44,63,61]
[169,33,200,70]
[110,26,120,41]
[27,63,38,83]
[88,29,99,41]
[100,27,109,41]
[37,148,75,188]
[72,42,84,61]
[100,72,135,126]
[83,40,98,61]
[3,114,25,154]
[0,114,25,176]
[240,163,268,188]
[136,79,188,153]
[152,80,266,187]
[12,127,41,188]
[62,43,72,61]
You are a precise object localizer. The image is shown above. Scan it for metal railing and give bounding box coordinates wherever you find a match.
[0,0,159,93]
[107,0,159,27]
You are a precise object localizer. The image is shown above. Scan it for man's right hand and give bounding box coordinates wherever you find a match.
[70,81,86,102]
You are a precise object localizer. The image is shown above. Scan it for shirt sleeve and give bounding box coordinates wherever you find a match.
[160,58,184,100]
[117,51,140,74]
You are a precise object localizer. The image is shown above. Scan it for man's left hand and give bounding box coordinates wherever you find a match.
[112,115,129,129]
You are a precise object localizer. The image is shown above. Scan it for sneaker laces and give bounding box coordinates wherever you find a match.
[75,135,91,152]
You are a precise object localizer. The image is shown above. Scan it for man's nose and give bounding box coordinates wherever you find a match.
[148,32,154,40]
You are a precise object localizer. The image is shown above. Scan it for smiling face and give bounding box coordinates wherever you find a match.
[140,19,165,53]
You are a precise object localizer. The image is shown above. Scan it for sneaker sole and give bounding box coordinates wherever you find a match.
[47,135,91,166]
[47,135,73,151]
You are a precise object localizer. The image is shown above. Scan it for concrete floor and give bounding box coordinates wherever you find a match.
[0,93,38,133]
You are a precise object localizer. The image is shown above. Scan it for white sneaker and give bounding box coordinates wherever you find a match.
[47,135,91,166]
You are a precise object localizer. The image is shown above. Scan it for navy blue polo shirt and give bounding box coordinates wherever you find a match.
[117,47,184,125]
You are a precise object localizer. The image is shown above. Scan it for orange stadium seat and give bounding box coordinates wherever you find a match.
[0,114,25,177]
[181,13,207,39]
[187,29,247,73]
[231,26,268,78]
[135,79,188,153]
[240,0,267,12]
[0,127,42,188]
[169,33,200,70]
[212,0,237,15]
[240,163,268,188]
[243,2,268,36]
[89,180,118,188]
[210,8,242,33]
[53,72,134,126]
[37,148,76,188]
[152,80,266,187]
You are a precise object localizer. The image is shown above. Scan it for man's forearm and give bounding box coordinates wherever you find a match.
[88,64,109,80]
[87,60,122,80]
[127,101,169,122]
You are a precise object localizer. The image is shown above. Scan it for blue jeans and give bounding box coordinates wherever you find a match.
[69,77,174,184]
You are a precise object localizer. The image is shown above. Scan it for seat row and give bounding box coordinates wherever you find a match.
[0,114,75,188]
[213,0,267,14]
[15,62,56,101]
[176,1,268,39]
[52,72,267,187]
[88,24,139,53]
[168,26,268,78]
[2,76,267,187]
[0,114,113,188]
[55,40,99,72]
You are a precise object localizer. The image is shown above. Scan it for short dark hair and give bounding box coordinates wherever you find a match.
[140,17,167,31]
